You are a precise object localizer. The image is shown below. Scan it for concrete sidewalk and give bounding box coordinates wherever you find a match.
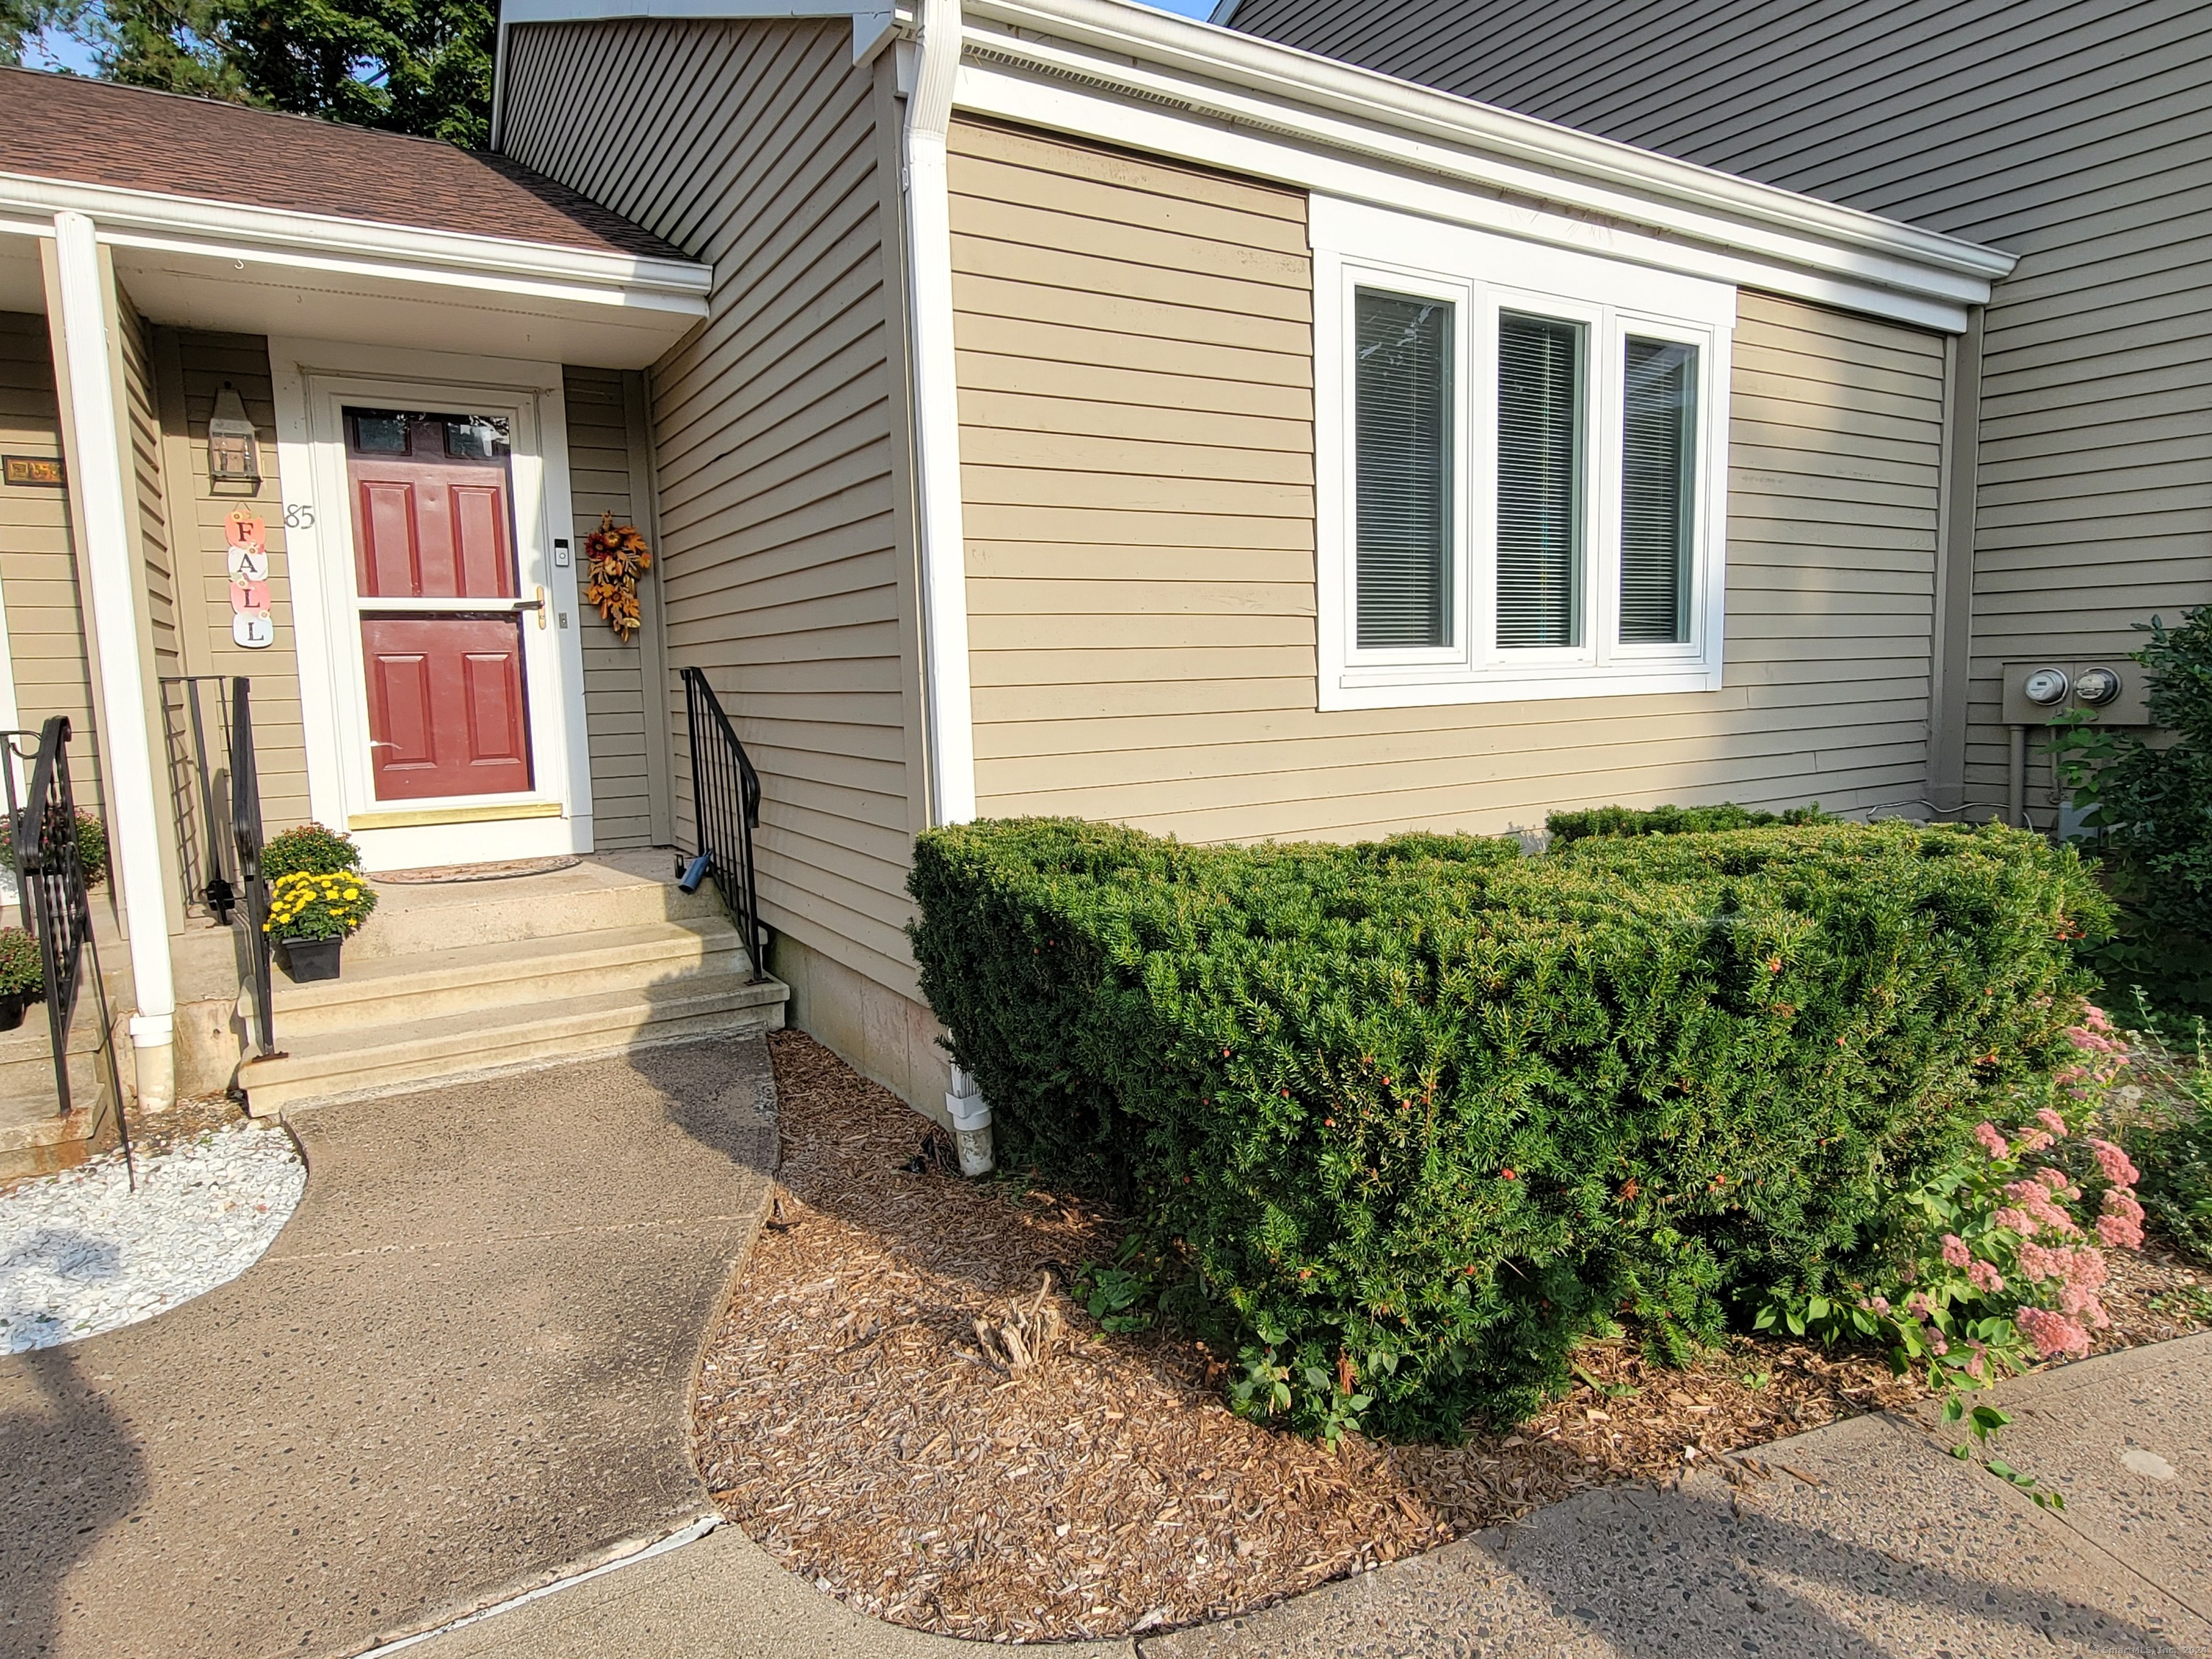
[419,1334,2212,1659]
[0,1037,778,1659]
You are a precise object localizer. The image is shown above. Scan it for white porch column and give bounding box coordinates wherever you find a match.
[49,210,176,1110]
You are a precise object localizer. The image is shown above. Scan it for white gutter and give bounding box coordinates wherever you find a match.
[959,0,2013,302]
[902,0,978,825]
[49,211,176,1105]
[487,0,2006,325]
[0,173,711,311]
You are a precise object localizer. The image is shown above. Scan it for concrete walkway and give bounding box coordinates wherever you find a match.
[418,1334,2212,1659]
[0,1037,778,1659]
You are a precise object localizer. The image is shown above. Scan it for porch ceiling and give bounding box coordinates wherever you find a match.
[108,241,699,369]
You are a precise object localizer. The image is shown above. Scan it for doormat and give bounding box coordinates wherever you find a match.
[377,855,583,885]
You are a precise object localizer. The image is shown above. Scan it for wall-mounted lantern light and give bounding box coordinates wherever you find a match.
[208,382,261,485]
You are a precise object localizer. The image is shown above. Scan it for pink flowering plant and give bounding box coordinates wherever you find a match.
[1757,1004,2144,1505]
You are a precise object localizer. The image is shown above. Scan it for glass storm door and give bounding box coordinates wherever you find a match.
[345,408,536,801]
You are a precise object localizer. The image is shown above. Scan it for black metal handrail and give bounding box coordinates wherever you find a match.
[681,667,767,984]
[157,675,239,923]
[230,679,277,1059]
[6,716,131,1182]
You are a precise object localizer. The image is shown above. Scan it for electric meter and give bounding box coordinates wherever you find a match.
[2022,667,2071,706]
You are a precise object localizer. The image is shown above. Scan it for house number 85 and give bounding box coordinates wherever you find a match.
[283,503,315,529]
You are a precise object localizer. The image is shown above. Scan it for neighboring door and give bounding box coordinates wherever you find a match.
[345,408,535,801]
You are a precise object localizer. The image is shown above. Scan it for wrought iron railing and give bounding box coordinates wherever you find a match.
[6,716,132,1182]
[158,675,239,923]
[680,667,768,984]
[155,675,276,1058]
[229,678,277,1059]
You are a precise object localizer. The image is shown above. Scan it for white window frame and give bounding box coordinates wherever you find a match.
[1314,197,1735,711]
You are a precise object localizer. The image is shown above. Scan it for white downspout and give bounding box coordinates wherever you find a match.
[902,0,977,827]
[903,10,989,1171]
[50,210,176,1110]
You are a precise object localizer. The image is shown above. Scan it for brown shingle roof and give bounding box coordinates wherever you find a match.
[0,67,687,262]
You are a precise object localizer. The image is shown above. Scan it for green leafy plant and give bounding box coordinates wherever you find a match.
[0,925,42,997]
[1073,1237,1159,1334]
[909,814,2106,1439]
[261,822,364,883]
[2125,1025,2212,1262]
[2051,606,2212,1022]
[264,869,377,942]
[1758,1004,2144,1503]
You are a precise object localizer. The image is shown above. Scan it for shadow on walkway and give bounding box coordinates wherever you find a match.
[0,1344,145,1659]
[0,1035,779,1659]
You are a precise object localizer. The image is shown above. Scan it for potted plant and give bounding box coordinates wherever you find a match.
[261,822,363,882]
[0,925,41,1029]
[265,870,377,982]
[0,809,109,887]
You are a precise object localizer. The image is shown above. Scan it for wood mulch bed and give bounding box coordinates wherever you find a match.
[691,1031,2212,1644]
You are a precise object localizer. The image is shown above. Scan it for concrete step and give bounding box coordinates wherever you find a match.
[0,1001,117,1181]
[265,919,750,1038]
[346,863,724,960]
[236,973,789,1118]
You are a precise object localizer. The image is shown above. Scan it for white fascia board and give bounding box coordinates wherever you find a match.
[497,0,897,63]
[0,171,711,310]
[956,0,2012,319]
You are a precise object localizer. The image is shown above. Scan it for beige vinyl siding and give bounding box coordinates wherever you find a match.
[114,289,179,688]
[158,331,311,833]
[562,364,657,849]
[953,122,1943,837]
[1227,0,2212,822]
[0,309,101,815]
[503,18,922,995]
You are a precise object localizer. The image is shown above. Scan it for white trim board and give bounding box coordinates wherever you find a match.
[0,172,710,313]
[953,55,1983,333]
[268,337,595,870]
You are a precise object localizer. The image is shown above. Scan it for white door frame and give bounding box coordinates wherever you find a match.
[269,337,593,871]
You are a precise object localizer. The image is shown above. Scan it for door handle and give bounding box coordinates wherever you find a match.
[513,587,548,629]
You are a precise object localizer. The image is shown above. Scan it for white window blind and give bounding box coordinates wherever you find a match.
[1354,289,1454,651]
[1619,338,1699,644]
[1496,313,1583,649]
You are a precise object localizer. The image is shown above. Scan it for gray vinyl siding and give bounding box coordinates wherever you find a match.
[1226,0,2212,822]
[561,365,657,850]
[502,18,923,997]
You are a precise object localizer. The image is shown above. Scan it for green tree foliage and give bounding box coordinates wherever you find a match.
[2,0,66,66]
[2054,606,2212,1021]
[909,816,2104,1439]
[37,0,495,146]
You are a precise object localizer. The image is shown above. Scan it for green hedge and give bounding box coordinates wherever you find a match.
[909,817,2106,1438]
[1546,801,1835,842]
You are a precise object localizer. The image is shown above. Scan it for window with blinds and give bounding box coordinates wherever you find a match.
[1619,338,1699,644]
[1496,313,1584,649]
[1354,289,1455,651]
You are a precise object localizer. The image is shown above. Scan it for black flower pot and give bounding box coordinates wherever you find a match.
[0,990,29,1030]
[280,937,343,983]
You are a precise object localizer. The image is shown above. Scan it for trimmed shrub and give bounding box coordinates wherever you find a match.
[910,818,2106,1439]
[261,822,363,882]
[1547,801,1835,843]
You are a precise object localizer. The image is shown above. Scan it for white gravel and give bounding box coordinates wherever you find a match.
[0,1120,305,1353]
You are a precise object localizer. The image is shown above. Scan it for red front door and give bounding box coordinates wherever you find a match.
[346,409,534,801]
